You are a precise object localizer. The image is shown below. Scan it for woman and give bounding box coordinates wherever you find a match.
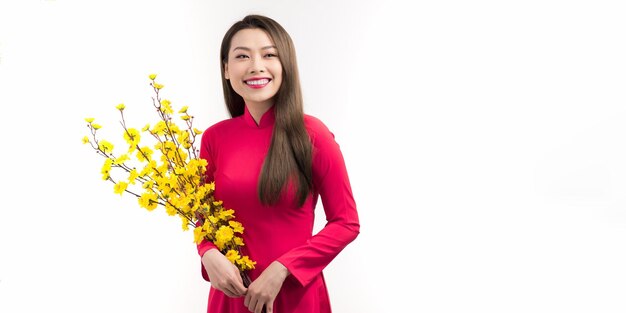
[197,14,360,313]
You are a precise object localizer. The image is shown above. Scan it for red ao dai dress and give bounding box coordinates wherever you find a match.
[197,105,360,313]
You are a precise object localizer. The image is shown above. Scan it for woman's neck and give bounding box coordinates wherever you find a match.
[246,101,274,125]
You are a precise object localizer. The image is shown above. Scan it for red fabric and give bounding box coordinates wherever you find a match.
[196,105,359,313]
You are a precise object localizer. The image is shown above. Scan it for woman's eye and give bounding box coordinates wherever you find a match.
[235,55,249,59]
[265,53,277,58]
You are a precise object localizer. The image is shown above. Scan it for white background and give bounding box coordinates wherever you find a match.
[1,0,625,312]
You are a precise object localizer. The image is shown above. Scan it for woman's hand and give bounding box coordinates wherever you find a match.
[201,249,247,298]
[244,261,290,313]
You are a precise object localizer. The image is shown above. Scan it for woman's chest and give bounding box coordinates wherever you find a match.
[212,129,272,198]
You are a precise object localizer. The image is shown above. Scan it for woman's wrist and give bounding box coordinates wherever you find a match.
[272,261,291,280]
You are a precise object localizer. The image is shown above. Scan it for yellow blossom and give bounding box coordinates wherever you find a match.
[165,202,177,216]
[138,192,158,211]
[219,209,235,220]
[154,83,164,89]
[180,115,191,121]
[136,146,153,162]
[204,181,215,192]
[113,181,128,195]
[124,128,140,148]
[193,128,203,135]
[142,180,154,189]
[178,106,188,114]
[229,221,244,233]
[98,140,113,154]
[85,117,95,123]
[149,73,157,80]
[151,121,166,135]
[233,237,244,246]
[160,99,173,115]
[101,158,112,180]
[142,124,150,132]
[225,250,241,263]
[208,215,219,225]
[193,226,207,244]
[82,136,89,144]
[92,123,102,130]
[236,256,256,270]
[113,154,129,165]
[215,226,234,250]
[116,103,125,110]
[128,169,138,184]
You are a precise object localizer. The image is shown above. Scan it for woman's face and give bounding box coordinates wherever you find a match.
[224,28,283,110]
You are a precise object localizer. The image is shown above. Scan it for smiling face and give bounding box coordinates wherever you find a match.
[224,28,283,112]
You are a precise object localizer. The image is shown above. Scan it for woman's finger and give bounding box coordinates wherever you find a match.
[254,301,265,313]
[221,285,238,298]
[247,296,258,312]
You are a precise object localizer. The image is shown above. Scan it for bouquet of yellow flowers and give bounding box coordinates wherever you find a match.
[82,74,255,285]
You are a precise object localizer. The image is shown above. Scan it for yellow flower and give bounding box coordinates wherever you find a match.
[92,123,102,130]
[236,256,256,271]
[234,237,244,246]
[225,250,241,263]
[165,203,177,216]
[181,217,190,231]
[113,181,128,195]
[180,115,191,121]
[178,106,188,114]
[142,180,154,189]
[84,117,95,123]
[82,136,89,144]
[208,215,219,225]
[215,225,234,250]
[116,103,126,110]
[206,181,215,191]
[219,209,234,220]
[98,140,114,154]
[124,128,140,147]
[101,158,112,180]
[113,154,129,165]
[193,128,203,135]
[136,146,153,162]
[229,221,244,233]
[154,83,164,89]
[128,169,138,184]
[160,99,173,115]
[193,226,206,244]
[142,124,150,132]
[138,192,158,211]
[149,73,157,80]
[151,121,166,135]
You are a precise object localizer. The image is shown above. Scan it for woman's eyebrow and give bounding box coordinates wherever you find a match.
[232,45,277,52]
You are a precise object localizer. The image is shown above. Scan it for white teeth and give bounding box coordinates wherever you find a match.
[246,79,269,85]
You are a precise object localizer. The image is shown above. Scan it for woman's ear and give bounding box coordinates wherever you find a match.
[224,63,230,80]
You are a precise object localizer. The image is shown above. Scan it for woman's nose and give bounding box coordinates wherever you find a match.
[249,56,266,73]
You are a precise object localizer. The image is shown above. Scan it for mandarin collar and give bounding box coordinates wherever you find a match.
[243,104,276,129]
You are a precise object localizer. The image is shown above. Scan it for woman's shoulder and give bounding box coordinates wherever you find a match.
[203,116,239,134]
[304,114,336,145]
[200,117,240,145]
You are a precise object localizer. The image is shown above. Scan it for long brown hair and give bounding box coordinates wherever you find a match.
[219,15,313,207]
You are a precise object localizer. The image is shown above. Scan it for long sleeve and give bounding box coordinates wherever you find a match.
[197,128,218,281]
[276,117,360,287]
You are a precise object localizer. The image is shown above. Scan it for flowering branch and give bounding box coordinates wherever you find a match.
[82,74,256,274]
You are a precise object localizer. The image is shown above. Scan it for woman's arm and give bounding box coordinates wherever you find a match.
[276,116,360,287]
